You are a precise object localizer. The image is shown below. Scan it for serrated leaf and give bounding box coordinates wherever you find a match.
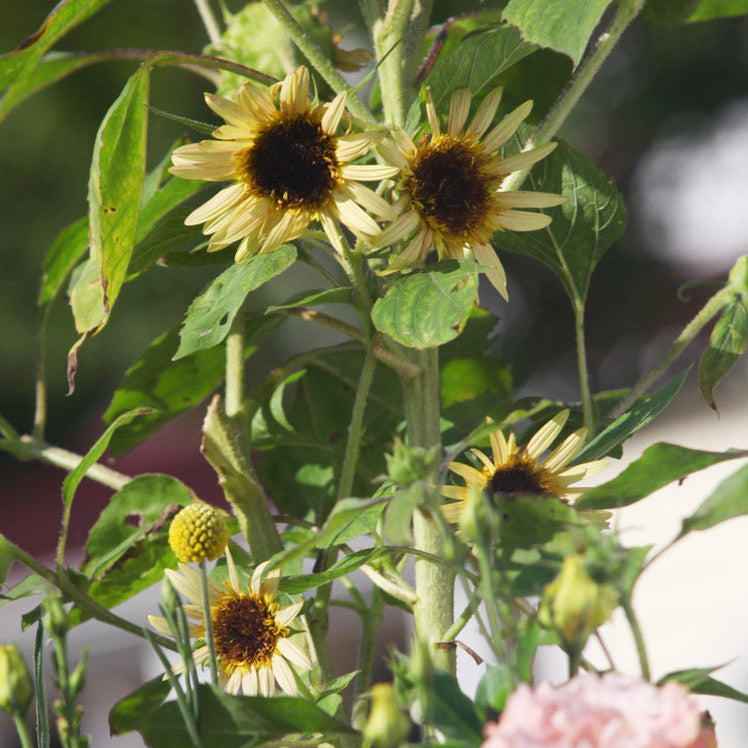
[426,25,536,113]
[372,261,478,348]
[659,668,748,703]
[175,246,296,359]
[104,315,282,456]
[496,140,626,305]
[81,474,193,578]
[699,300,748,410]
[0,0,115,92]
[109,676,171,735]
[574,370,688,463]
[503,0,611,65]
[680,461,748,536]
[0,52,114,122]
[139,685,354,747]
[577,443,748,511]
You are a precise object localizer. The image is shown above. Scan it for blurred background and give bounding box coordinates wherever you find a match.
[2,0,748,745]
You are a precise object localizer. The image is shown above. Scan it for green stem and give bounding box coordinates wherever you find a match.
[441,589,482,642]
[6,538,177,652]
[609,284,737,420]
[225,316,245,418]
[33,304,52,440]
[351,589,384,729]
[199,559,219,684]
[261,0,374,124]
[193,0,223,47]
[500,0,647,193]
[12,713,34,748]
[621,596,650,681]
[475,547,509,667]
[573,298,594,432]
[401,0,434,91]
[0,435,130,491]
[373,0,414,127]
[401,347,455,675]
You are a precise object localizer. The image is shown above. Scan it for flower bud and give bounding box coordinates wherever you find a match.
[42,592,69,637]
[386,439,440,488]
[363,683,409,748]
[538,554,618,650]
[168,503,229,563]
[0,644,33,715]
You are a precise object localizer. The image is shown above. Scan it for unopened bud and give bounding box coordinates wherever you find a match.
[538,554,618,651]
[168,503,229,563]
[363,683,409,748]
[0,644,33,715]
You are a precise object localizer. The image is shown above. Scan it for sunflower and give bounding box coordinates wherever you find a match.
[442,410,608,523]
[148,549,312,696]
[376,87,566,298]
[170,66,398,261]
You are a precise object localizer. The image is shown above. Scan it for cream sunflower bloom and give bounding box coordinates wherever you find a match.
[377,87,566,299]
[442,410,608,523]
[170,66,398,261]
[148,549,312,696]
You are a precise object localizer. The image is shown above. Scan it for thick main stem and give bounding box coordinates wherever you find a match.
[573,299,594,432]
[402,347,455,674]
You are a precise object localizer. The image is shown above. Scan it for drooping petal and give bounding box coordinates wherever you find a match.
[276,638,313,670]
[272,653,298,695]
[470,243,508,299]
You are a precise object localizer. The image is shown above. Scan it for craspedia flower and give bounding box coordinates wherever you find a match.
[377,86,566,298]
[170,66,398,261]
[481,673,717,748]
[168,503,229,563]
[442,410,607,523]
[148,549,311,696]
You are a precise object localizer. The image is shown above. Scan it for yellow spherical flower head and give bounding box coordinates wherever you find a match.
[168,503,229,563]
[149,549,312,696]
[170,66,398,261]
[442,410,608,523]
[377,87,566,299]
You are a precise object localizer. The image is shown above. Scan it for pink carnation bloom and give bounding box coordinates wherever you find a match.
[482,673,717,748]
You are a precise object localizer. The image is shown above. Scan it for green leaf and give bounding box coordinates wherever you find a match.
[680,461,748,536]
[424,670,483,746]
[279,547,385,594]
[109,676,171,735]
[372,261,478,348]
[496,140,626,305]
[88,64,150,324]
[503,0,611,65]
[104,315,282,456]
[574,370,688,463]
[0,0,115,92]
[0,574,47,608]
[659,668,748,703]
[139,685,354,747]
[577,442,748,511]
[38,217,89,309]
[62,408,151,514]
[266,286,355,311]
[475,663,515,716]
[0,52,114,122]
[493,494,581,550]
[0,534,14,586]
[81,474,193,579]
[645,0,748,23]
[699,300,748,410]
[425,25,536,114]
[175,246,296,359]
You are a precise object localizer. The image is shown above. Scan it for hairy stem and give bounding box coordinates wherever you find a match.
[573,298,594,432]
[225,316,245,418]
[621,596,650,681]
[193,0,223,47]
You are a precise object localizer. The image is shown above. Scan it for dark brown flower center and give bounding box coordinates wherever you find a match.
[489,462,552,497]
[239,113,338,209]
[405,137,492,237]
[212,594,282,666]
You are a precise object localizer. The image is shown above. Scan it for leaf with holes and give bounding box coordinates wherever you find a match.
[174,246,296,359]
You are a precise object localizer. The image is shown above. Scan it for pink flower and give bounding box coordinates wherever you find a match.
[481,673,717,748]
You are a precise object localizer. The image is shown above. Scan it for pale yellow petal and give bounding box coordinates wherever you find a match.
[276,638,312,671]
[226,546,241,594]
[226,670,242,694]
[319,213,344,255]
[184,184,246,226]
[448,461,488,487]
[482,100,533,153]
[147,615,173,637]
[498,191,567,208]
[336,132,381,162]
[448,89,472,137]
[543,428,587,473]
[243,668,259,696]
[377,210,420,247]
[336,196,382,237]
[280,66,310,115]
[237,82,276,122]
[250,560,271,595]
[272,653,298,695]
[386,228,432,270]
[205,93,250,129]
[490,425,511,465]
[339,181,396,219]
[498,211,552,232]
[259,665,275,696]
[340,163,400,182]
[321,92,347,134]
[470,447,495,472]
[556,459,609,482]
[525,410,569,462]
[276,601,303,628]
[468,87,503,139]
[496,142,558,177]
[471,243,508,299]
[425,88,440,136]
[165,567,201,604]
[260,211,310,253]
[391,128,417,158]
[441,501,465,523]
[377,139,410,170]
[441,484,469,501]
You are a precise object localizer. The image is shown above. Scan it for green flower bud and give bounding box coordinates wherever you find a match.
[0,644,33,715]
[538,554,618,651]
[363,683,409,748]
[386,439,440,487]
[42,593,68,637]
